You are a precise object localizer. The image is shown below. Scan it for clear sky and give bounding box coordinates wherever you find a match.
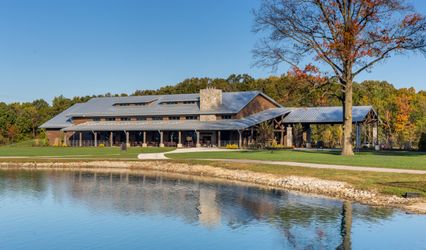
[0,0,425,103]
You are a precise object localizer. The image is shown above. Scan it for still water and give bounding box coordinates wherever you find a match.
[0,169,425,250]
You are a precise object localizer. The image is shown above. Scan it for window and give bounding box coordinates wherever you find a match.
[168,116,180,120]
[183,101,197,104]
[106,117,116,121]
[152,116,163,120]
[114,102,149,106]
[93,118,100,122]
[185,116,198,120]
[136,117,146,121]
[221,115,232,119]
[120,117,131,121]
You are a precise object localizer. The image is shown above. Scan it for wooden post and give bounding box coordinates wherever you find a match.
[142,131,147,147]
[159,131,164,147]
[238,130,242,148]
[126,131,130,147]
[196,131,201,148]
[217,131,221,147]
[373,122,379,150]
[94,132,97,147]
[303,124,312,148]
[177,131,183,148]
[110,131,113,147]
[280,130,284,145]
[356,123,361,151]
[286,126,293,147]
[79,132,82,147]
[250,128,254,145]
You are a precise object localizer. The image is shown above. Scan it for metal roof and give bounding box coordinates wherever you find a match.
[40,91,281,129]
[40,89,375,131]
[282,106,375,124]
[39,103,84,129]
[61,108,292,132]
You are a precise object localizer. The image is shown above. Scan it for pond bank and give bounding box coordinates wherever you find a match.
[0,160,425,214]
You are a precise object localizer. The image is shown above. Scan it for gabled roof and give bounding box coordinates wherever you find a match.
[39,103,84,129]
[61,108,291,132]
[282,106,376,124]
[40,91,281,129]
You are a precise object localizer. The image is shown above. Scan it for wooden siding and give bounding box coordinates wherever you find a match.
[235,95,279,119]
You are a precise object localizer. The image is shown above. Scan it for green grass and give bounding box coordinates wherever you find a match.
[0,146,174,159]
[173,159,426,197]
[167,150,426,170]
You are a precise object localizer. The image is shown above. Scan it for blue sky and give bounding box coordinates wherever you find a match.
[0,0,425,103]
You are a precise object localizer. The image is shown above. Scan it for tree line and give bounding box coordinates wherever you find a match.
[0,74,425,149]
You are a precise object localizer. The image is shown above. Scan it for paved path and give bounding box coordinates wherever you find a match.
[138,149,426,175]
[137,148,241,160]
[201,159,426,174]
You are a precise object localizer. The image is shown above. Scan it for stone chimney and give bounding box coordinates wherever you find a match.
[199,88,222,111]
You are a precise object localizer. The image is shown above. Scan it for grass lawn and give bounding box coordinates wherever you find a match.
[167,150,426,170]
[0,146,174,159]
[174,159,426,197]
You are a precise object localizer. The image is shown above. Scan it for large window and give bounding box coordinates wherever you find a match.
[106,117,116,121]
[221,115,232,119]
[136,117,146,121]
[120,117,131,121]
[152,116,163,120]
[93,118,100,122]
[168,116,180,120]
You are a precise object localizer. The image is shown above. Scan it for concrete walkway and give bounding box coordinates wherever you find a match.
[138,149,426,175]
[137,148,241,160]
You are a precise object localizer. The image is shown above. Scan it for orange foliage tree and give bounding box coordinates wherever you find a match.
[253,0,426,156]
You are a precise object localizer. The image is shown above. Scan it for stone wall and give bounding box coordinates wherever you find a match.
[200,88,222,112]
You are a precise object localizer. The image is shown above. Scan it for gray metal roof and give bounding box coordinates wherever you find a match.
[61,108,292,132]
[40,91,281,129]
[282,106,375,124]
[39,103,84,129]
[40,88,375,131]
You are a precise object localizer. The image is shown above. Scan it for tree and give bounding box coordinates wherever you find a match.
[256,121,275,147]
[253,0,426,156]
[419,132,426,151]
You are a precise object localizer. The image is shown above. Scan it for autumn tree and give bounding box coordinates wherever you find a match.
[253,0,426,156]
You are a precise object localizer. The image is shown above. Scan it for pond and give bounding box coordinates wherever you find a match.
[0,169,425,250]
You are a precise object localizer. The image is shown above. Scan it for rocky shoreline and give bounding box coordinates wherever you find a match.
[0,160,425,214]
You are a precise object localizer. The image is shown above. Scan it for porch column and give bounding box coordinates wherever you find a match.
[250,128,254,145]
[142,131,147,147]
[79,132,82,147]
[217,131,221,147]
[373,122,379,150]
[159,131,164,147]
[196,131,201,148]
[110,132,113,147]
[238,130,242,148]
[286,126,293,147]
[126,131,130,147]
[303,124,312,148]
[177,131,183,148]
[63,132,69,146]
[356,123,361,150]
[280,130,284,145]
[94,132,98,147]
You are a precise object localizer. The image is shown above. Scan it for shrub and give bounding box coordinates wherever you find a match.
[98,143,105,147]
[419,132,426,152]
[226,144,239,149]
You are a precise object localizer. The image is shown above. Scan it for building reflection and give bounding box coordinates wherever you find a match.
[0,169,395,250]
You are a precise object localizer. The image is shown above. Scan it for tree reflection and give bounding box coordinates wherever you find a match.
[0,169,397,249]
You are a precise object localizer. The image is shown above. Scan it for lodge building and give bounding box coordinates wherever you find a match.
[40,88,379,149]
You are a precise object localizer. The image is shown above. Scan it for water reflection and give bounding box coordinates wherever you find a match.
[0,169,422,250]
